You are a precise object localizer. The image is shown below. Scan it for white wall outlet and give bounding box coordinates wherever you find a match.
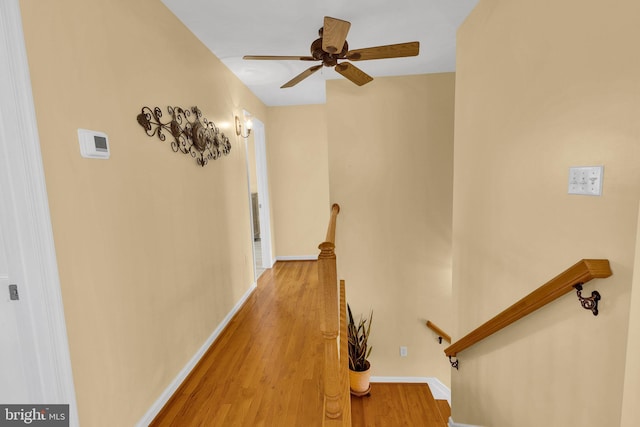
[400,346,408,357]
[568,166,603,196]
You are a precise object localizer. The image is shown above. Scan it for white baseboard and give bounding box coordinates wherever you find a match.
[136,281,258,426]
[370,376,451,404]
[449,418,484,427]
[276,255,318,261]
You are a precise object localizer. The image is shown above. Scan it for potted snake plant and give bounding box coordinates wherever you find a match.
[347,304,373,395]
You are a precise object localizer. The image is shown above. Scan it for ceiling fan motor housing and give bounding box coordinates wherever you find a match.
[311,36,348,67]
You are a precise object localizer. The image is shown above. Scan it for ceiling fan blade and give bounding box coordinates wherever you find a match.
[334,62,373,86]
[281,64,323,88]
[243,55,317,61]
[346,41,420,61]
[322,16,351,54]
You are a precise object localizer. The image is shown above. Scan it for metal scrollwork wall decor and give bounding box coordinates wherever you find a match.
[136,106,231,167]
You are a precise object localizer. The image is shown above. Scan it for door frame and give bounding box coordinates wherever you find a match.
[242,111,273,277]
[252,117,273,269]
[0,1,78,423]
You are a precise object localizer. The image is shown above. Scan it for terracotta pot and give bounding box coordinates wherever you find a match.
[349,361,371,394]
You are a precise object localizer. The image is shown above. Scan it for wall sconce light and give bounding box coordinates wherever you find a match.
[235,115,253,138]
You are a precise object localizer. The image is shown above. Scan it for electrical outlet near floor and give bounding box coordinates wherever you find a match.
[400,346,408,357]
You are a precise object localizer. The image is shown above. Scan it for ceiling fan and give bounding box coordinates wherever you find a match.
[243,16,420,88]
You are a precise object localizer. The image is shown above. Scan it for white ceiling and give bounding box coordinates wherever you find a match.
[161,0,478,107]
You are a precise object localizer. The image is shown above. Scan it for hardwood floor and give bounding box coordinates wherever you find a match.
[150,261,448,426]
[351,383,449,427]
[151,261,324,426]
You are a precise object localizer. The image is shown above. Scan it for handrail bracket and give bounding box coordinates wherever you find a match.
[449,356,459,370]
[574,283,601,316]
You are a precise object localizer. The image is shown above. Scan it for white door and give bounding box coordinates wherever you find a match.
[0,222,31,402]
[0,1,42,403]
[0,1,78,422]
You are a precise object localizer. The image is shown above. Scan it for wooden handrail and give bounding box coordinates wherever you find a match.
[426,321,451,344]
[445,259,612,358]
[325,203,341,243]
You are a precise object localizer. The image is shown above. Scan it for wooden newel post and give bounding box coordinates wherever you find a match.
[319,203,342,420]
[319,241,341,419]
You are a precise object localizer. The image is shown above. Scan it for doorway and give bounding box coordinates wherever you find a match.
[243,112,273,281]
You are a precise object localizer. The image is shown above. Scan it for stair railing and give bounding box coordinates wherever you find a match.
[318,204,351,426]
[426,320,451,345]
[445,259,612,368]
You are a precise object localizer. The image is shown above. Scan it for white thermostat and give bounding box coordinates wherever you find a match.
[78,128,110,159]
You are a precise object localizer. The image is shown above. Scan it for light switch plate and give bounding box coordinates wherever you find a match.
[568,166,603,196]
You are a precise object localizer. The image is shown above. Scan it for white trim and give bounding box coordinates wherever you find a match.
[253,118,274,269]
[243,119,260,281]
[276,255,318,261]
[0,1,78,424]
[136,282,258,427]
[448,418,485,427]
[370,376,451,403]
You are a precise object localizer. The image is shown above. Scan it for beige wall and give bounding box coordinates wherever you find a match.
[621,203,640,427]
[452,0,640,426]
[19,0,266,425]
[326,74,455,385]
[267,105,330,258]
